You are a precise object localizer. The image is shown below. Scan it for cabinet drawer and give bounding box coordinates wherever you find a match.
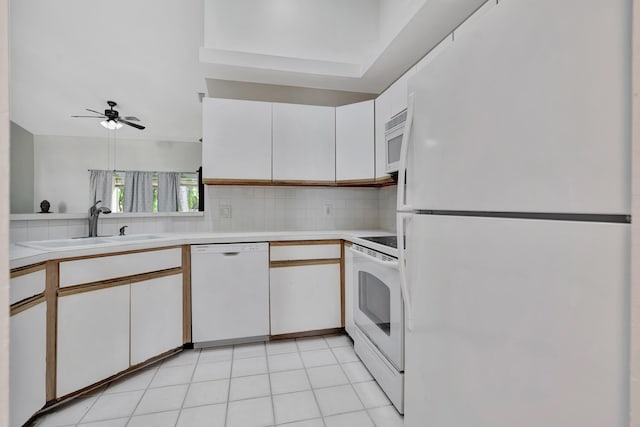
[59,248,182,288]
[270,242,341,261]
[10,266,46,304]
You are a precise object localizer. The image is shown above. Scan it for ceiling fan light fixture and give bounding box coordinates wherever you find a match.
[101,119,123,130]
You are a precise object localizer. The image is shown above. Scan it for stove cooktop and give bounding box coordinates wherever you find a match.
[360,235,397,249]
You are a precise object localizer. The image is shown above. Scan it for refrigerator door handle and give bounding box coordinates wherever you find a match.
[397,212,414,331]
[397,92,415,212]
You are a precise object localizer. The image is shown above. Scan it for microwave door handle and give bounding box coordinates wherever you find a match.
[347,247,399,268]
[397,212,414,331]
[397,92,415,212]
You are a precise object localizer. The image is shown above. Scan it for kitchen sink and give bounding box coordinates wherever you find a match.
[16,237,114,251]
[16,234,167,251]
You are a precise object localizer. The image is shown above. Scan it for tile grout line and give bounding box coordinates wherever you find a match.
[263,342,279,426]
[123,362,164,427]
[223,345,236,427]
[297,337,328,427]
[329,343,382,426]
[174,348,202,427]
[69,385,106,426]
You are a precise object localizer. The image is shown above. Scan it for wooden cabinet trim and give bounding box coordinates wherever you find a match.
[203,178,396,188]
[270,240,341,247]
[9,294,45,317]
[340,242,346,327]
[57,268,183,298]
[270,327,344,341]
[55,245,183,263]
[181,246,192,344]
[48,347,182,406]
[45,261,59,401]
[10,262,47,278]
[269,259,340,268]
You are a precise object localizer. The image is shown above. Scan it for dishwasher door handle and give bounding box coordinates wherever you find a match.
[222,252,240,256]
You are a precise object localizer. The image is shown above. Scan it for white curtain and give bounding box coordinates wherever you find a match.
[158,172,181,212]
[89,170,113,209]
[124,171,153,212]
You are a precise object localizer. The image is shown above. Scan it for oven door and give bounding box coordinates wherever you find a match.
[351,249,404,371]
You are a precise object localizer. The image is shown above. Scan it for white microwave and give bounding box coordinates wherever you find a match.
[384,109,408,174]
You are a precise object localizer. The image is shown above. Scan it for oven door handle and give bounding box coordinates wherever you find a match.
[347,247,399,268]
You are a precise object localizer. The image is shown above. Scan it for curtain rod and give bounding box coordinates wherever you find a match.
[88,169,200,174]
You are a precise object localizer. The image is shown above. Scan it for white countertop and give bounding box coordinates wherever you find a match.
[10,230,398,269]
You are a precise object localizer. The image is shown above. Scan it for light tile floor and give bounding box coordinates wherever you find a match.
[33,334,404,427]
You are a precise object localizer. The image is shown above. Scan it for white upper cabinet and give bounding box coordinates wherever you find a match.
[375,89,392,180]
[336,100,375,182]
[272,103,336,182]
[203,98,273,181]
[388,67,417,118]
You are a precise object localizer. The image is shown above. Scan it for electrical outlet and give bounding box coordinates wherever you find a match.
[219,205,232,219]
[324,204,334,217]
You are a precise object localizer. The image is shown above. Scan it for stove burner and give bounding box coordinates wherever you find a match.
[361,236,397,249]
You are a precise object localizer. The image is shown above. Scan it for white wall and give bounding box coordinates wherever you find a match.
[33,135,201,214]
[10,121,34,213]
[378,0,426,44]
[10,186,386,242]
[204,0,379,64]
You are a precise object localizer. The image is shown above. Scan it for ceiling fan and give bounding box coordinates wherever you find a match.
[72,100,146,130]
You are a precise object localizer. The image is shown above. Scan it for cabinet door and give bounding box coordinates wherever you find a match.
[10,303,46,427]
[336,100,374,182]
[130,274,183,365]
[57,285,130,397]
[203,98,272,181]
[272,103,335,182]
[388,67,417,117]
[375,90,392,180]
[270,263,341,335]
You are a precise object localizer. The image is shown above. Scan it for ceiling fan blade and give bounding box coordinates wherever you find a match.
[123,116,140,121]
[86,108,105,115]
[118,119,146,130]
[71,115,105,118]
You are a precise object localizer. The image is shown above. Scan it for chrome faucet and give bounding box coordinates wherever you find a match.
[88,200,111,237]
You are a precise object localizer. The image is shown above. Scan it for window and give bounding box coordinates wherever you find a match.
[110,171,200,213]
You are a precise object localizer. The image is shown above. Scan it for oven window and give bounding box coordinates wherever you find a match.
[387,134,403,165]
[358,272,391,336]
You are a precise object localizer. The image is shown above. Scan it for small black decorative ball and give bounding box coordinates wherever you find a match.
[40,200,50,213]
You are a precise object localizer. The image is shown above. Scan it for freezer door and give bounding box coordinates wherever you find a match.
[404,0,630,214]
[403,214,629,427]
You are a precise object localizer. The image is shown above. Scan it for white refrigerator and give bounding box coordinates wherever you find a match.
[398,1,631,426]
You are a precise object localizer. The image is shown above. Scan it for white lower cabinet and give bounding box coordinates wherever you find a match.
[270,263,341,335]
[57,285,130,397]
[10,303,47,427]
[130,274,183,365]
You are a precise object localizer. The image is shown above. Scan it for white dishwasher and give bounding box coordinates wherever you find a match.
[191,243,269,346]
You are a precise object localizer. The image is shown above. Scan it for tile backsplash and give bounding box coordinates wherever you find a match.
[10,186,397,243]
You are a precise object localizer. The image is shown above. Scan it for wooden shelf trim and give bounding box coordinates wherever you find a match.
[203,178,397,188]
[57,267,183,298]
[270,240,341,247]
[54,245,183,263]
[270,327,345,341]
[43,347,182,408]
[10,293,46,317]
[10,262,47,278]
[269,259,340,268]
